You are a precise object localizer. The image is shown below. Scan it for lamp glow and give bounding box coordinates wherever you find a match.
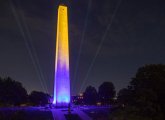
[53,5,70,106]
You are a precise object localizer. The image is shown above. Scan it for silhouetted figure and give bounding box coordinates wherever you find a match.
[68,103,71,114]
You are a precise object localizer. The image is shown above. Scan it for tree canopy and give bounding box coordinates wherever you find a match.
[0,77,27,106]
[29,91,50,106]
[98,81,116,104]
[114,64,165,120]
[84,86,98,105]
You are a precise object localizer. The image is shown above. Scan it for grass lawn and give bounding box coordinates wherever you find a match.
[0,107,53,120]
[82,107,111,120]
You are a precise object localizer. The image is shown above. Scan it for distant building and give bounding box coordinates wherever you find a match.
[71,93,84,105]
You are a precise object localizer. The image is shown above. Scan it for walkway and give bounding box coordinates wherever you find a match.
[51,108,92,120]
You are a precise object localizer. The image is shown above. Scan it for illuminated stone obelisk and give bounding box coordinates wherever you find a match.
[53,4,70,106]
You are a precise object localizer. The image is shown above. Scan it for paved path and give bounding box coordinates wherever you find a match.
[51,108,92,120]
[73,108,92,120]
[51,109,66,120]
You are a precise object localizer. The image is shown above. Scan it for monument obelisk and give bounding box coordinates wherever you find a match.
[53,4,70,106]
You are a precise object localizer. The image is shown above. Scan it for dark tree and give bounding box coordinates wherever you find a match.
[29,91,50,106]
[98,82,116,105]
[117,88,133,106]
[113,64,165,120]
[84,86,97,105]
[0,77,27,106]
[130,64,165,116]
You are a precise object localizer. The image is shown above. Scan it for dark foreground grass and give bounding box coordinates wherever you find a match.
[83,107,111,120]
[0,108,53,120]
[65,114,82,120]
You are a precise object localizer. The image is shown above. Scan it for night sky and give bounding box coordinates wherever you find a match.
[0,0,165,95]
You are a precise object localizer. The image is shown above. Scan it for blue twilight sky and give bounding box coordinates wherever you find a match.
[0,0,165,95]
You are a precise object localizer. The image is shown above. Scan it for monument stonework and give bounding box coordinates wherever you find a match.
[53,5,70,106]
